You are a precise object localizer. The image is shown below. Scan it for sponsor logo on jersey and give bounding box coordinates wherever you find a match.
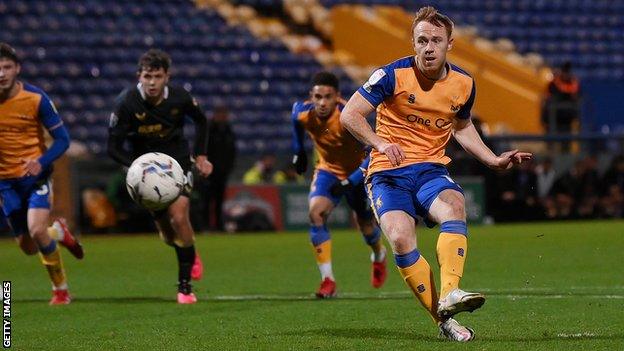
[405,115,453,129]
[363,69,386,93]
[408,94,415,104]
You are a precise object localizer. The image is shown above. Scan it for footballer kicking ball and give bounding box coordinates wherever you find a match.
[126,152,185,211]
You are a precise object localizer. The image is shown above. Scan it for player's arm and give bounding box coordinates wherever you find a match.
[107,95,134,167]
[291,103,308,174]
[454,119,532,170]
[453,82,532,170]
[185,95,212,177]
[340,92,405,167]
[28,93,70,176]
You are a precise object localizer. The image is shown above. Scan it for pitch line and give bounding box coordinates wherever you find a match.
[208,290,623,301]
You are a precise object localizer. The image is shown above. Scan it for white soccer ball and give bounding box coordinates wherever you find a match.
[125,152,185,211]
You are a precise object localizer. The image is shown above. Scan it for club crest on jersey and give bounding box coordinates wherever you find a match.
[450,96,462,112]
[135,112,147,121]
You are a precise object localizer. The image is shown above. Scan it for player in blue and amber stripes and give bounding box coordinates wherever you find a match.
[0,43,83,305]
[291,72,387,298]
[340,7,532,341]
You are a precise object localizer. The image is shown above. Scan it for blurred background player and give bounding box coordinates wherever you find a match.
[202,105,236,231]
[0,43,83,305]
[542,61,581,152]
[107,49,213,304]
[292,71,387,298]
[340,7,532,341]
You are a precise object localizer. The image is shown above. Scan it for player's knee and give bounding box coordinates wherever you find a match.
[382,224,411,252]
[440,195,465,220]
[28,224,49,243]
[448,199,466,220]
[170,212,190,231]
[389,235,413,254]
[308,209,325,226]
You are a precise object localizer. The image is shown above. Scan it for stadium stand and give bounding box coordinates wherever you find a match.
[0,0,358,155]
[314,0,624,81]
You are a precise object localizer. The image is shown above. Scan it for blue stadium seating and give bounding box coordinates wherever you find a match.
[0,0,356,155]
[317,0,624,81]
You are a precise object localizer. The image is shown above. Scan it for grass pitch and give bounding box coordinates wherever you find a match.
[1,221,623,350]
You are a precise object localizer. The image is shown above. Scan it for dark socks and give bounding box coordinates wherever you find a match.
[174,245,196,293]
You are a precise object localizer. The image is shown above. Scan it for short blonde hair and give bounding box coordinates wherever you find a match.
[412,6,454,39]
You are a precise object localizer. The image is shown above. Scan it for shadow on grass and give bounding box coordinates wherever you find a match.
[283,327,439,342]
[15,296,173,304]
[479,333,624,343]
[286,327,624,343]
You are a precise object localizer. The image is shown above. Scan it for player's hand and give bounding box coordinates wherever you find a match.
[376,141,406,167]
[293,151,308,175]
[195,155,213,177]
[23,159,43,176]
[492,149,533,170]
[330,179,353,197]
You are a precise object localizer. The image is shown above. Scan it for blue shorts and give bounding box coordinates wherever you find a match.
[310,169,373,220]
[0,172,52,236]
[367,163,463,227]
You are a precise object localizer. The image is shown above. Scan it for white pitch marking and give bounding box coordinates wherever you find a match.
[556,332,597,338]
[207,291,623,301]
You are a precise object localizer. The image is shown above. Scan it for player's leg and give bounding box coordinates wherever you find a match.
[378,210,439,322]
[154,195,198,303]
[28,208,71,305]
[309,195,337,298]
[307,170,341,298]
[368,173,440,323]
[48,217,84,259]
[347,184,386,288]
[427,187,485,319]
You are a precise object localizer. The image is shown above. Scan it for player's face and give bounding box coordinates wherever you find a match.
[138,67,169,100]
[0,58,20,93]
[413,21,453,76]
[310,85,339,119]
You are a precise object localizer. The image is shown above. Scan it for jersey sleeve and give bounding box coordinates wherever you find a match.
[456,80,476,120]
[37,93,70,168]
[107,91,134,166]
[291,102,306,154]
[357,67,395,107]
[184,93,209,156]
[108,92,132,136]
[37,91,63,129]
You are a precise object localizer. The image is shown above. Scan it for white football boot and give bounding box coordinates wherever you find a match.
[438,318,475,342]
[437,288,485,319]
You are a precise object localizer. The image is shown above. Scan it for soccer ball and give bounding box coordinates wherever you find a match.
[125,152,185,211]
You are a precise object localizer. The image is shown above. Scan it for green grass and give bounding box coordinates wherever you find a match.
[1,221,623,350]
